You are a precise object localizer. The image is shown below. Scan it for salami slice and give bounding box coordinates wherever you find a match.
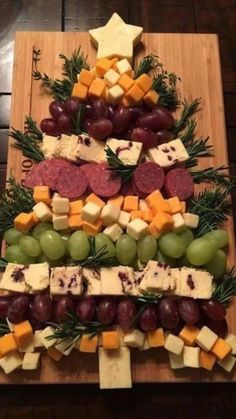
[164,168,194,200]
[56,165,88,199]
[89,164,122,198]
[80,163,98,180]
[133,162,165,195]
[41,159,72,191]
[120,180,134,196]
[131,177,147,198]
[24,161,47,188]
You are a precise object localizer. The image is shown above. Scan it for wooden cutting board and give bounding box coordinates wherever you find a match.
[4,32,236,383]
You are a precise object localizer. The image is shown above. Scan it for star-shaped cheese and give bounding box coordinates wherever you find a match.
[89,13,143,63]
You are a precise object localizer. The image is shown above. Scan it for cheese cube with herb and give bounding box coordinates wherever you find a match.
[82,268,101,295]
[22,352,40,370]
[183,213,199,229]
[183,346,200,368]
[33,202,52,222]
[127,218,148,240]
[124,329,145,348]
[196,326,218,352]
[53,214,69,231]
[50,267,83,296]
[0,263,30,293]
[0,352,22,374]
[81,202,101,223]
[51,194,69,214]
[101,266,135,295]
[103,223,123,241]
[39,326,57,349]
[24,262,50,292]
[55,338,75,355]
[225,333,236,355]
[164,333,184,355]
[41,134,59,159]
[106,138,142,166]
[99,347,132,389]
[101,203,120,226]
[168,351,185,370]
[217,354,236,372]
[77,134,106,163]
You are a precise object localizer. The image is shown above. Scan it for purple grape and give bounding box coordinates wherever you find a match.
[93,99,109,119]
[57,112,73,134]
[0,298,11,318]
[40,118,59,136]
[152,106,175,130]
[128,107,145,123]
[117,299,137,330]
[156,130,175,144]
[76,297,96,322]
[112,107,132,134]
[136,112,164,131]
[87,118,113,140]
[131,127,158,149]
[7,295,30,324]
[97,298,117,325]
[64,97,81,115]
[32,294,52,322]
[54,296,74,323]
[178,298,200,325]
[138,305,158,331]
[199,299,226,322]
[49,100,65,119]
[159,297,179,330]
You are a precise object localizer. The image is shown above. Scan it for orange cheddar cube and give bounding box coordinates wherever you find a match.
[143,90,159,108]
[211,338,231,360]
[72,82,88,100]
[148,222,161,238]
[179,325,200,346]
[78,68,95,87]
[108,195,124,208]
[180,201,186,214]
[200,350,216,371]
[110,57,119,68]
[147,328,165,347]
[0,333,17,355]
[167,197,182,214]
[89,78,106,99]
[125,84,144,104]
[118,74,134,92]
[131,210,143,220]
[85,193,105,208]
[102,331,120,350]
[13,320,33,347]
[153,211,173,232]
[14,212,36,233]
[123,196,139,212]
[69,200,83,215]
[121,96,133,107]
[142,209,153,224]
[96,58,113,77]
[68,214,83,229]
[33,186,51,205]
[82,219,102,235]
[79,334,98,353]
[135,73,153,94]
[146,190,171,214]
[47,347,63,362]
[31,211,40,224]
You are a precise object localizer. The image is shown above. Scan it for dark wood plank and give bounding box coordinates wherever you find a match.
[0,95,11,128]
[0,129,8,164]
[224,93,236,127]
[227,127,236,161]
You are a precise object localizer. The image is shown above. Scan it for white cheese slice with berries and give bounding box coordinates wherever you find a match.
[147,139,189,168]
[54,134,71,159]
[138,260,175,293]
[24,262,50,292]
[101,266,136,295]
[106,138,143,166]
[82,268,101,295]
[171,267,213,299]
[0,263,30,293]
[50,266,83,295]
[76,134,106,163]
[99,346,132,389]
[41,134,59,159]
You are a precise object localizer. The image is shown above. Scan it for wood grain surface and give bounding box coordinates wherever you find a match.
[4,31,236,384]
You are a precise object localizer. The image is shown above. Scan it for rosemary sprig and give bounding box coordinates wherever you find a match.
[152,67,180,110]
[190,165,232,188]
[33,71,72,102]
[130,293,162,328]
[180,119,197,145]
[105,146,137,182]
[0,320,10,337]
[185,137,212,169]
[0,178,34,233]
[173,98,201,135]
[0,258,8,271]
[71,104,86,135]
[24,116,43,141]
[213,267,236,307]
[68,236,117,269]
[134,54,159,78]
[190,184,234,237]
[59,48,89,84]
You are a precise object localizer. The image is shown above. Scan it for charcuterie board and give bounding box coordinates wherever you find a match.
[3,30,236,384]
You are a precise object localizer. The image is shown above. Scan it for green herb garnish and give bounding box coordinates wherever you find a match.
[190,165,232,188]
[105,145,137,182]
[173,98,201,135]
[213,267,236,307]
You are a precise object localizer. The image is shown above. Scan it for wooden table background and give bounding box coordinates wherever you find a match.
[1,0,236,417]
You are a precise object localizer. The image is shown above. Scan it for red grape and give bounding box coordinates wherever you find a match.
[159,297,179,330]
[27,307,42,330]
[178,298,200,325]
[83,118,93,132]
[84,104,97,120]
[49,100,65,119]
[107,105,115,121]
[117,298,137,330]
[7,295,29,324]
[88,119,113,140]
[0,298,11,318]
[57,112,73,134]
[40,118,59,136]
[76,296,96,322]
[205,318,228,338]
[128,107,145,123]
[156,130,175,144]
[32,294,52,322]
[93,99,109,119]
[64,97,81,115]
[97,298,117,325]
[54,296,74,323]
[136,112,163,131]
[112,107,132,134]
[152,106,175,130]
[138,305,158,331]
[131,127,158,149]
[199,299,226,322]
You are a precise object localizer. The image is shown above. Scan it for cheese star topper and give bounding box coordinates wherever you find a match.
[89,13,143,63]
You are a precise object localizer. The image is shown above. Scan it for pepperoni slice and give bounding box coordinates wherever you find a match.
[164,168,194,200]
[56,165,88,199]
[133,162,165,195]
[24,161,48,188]
[89,164,122,198]
[41,159,72,190]
[131,177,147,198]
[80,163,98,181]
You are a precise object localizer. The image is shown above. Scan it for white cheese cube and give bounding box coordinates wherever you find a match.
[55,338,75,355]
[183,346,200,368]
[218,354,236,372]
[0,263,30,293]
[104,68,120,87]
[34,330,44,348]
[101,266,135,295]
[225,334,236,355]
[41,134,59,159]
[101,203,120,226]
[168,351,185,369]
[116,58,132,75]
[172,213,185,232]
[0,352,22,374]
[19,339,35,353]
[33,202,52,222]
[82,268,101,295]
[183,213,199,229]
[77,135,106,163]
[22,352,40,370]
[50,267,83,296]
[39,326,57,349]
[139,260,174,293]
[139,199,148,211]
[99,347,132,389]
[164,333,184,355]
[196,326,218,352]
[118,210,131,228]
[103,223,123,241]
[108,85,124,104]
[106,138,143,166]
[124,329,145,348]
[81,202,101,223]
[53,213,69,231]
[24,262,50,292]
[127,218,148,240]
[51,194,69,214]
[139,336,150,351]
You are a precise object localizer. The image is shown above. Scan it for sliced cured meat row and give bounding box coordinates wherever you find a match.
[164,168,194,200]
[88,163,122,198]
[41,159,72,191]
[24,161,47,188]
[132,162,165,196]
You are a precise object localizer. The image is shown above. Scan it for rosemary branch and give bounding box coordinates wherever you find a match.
[180,119,197,145]
[24,116,43,141]
[173,98,201,135]
[185,137,212,169]
[0,320,10,337]
[60,48,89,84]
[190,165,232,188]
[105,146,137,182]
[213,267,236,307]
[134,54,160,78]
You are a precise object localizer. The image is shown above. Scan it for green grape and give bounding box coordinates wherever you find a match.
[19,235,42,257]
[69,231,90,261]
[5,245,35,264]
[137,235,157,262]
[116,234,137,265]
[178,228,194,249]
[155,250,177,267]
[204,249,227,280]
[3,228,25,245]
[40,230,66,260]
[95,233,116,259]
[60,233,71,256]
[204,229,228,249]
[37,253,63,267]
[32,222,53,239]
[186,238,217,266]
[158,232,185,259]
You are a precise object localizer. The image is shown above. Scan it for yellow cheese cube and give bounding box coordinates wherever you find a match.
[85,193,105,208]
[47,347,63,361]
[0,333,18,356]
[153,211,173,232]
[142,209,153,224]
[143,90,159,108]
[108,85,125,104]
[147,328,165,347]
[104,68,120,87]
[167,197,182,215]
[110,57,119,68]
[79,334,98,353]
[96,58,113,77]
[211,338,232,360]
[69,200,84,215]
[117,74,134,92]
[14,212,36,233]
[146,190,171,214]
[108,195,124,208]
[13,320,33,347]
[82,219,102,235]
[200,350,216,371]
[102,331,120,350]
[125,84,144,104]
[68,214,83,229]
[78,69,95,87]
[148,222,161,238]
[179,325,200,346]
[130,210,143,220]
[123,195,139,212]
[33,186,51,205]
[135,73,153,94]
[89,78,106,99]
[115,58,132,76]
[72,82,88,100]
